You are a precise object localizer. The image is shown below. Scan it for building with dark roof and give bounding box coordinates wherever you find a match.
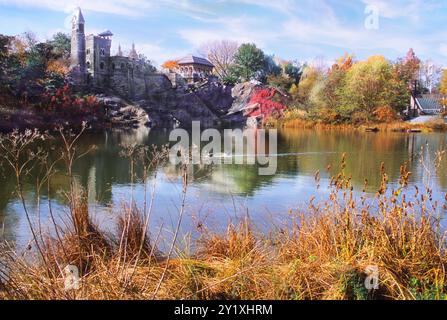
[408,94,446,117]
[175,55,214,83]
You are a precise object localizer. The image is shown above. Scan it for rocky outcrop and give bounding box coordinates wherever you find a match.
[101,81,276,129]
[96,95,150,129]
[135,80,242,128]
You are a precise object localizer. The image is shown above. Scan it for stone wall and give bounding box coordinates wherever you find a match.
[107,60,173,100]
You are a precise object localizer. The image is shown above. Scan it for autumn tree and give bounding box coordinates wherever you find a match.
[289,65,322,110]
[341,55,407,122]
[199,40,238,79]
[395,48,421,92]
[440,69,447,95]
[162,60,179,71]
[44,33,71,77]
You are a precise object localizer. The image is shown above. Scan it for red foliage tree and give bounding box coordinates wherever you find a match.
[245,88,286,122]
[40,85,102,117]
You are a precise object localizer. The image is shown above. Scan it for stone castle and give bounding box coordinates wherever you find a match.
[70,8,171,99]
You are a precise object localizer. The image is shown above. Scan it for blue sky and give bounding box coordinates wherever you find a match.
[0,0,446,67]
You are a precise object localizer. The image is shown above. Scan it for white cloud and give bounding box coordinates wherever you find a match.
[281,17,423,54]
[0,0,215,17]
[439,44,447,57]
[178,15,275,49]
[112,41,187,67]
[361,0,441,20]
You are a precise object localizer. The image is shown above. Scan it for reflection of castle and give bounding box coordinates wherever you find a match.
[70,8,168,99]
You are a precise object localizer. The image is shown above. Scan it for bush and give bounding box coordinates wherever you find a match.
[39,85,103,117]
[373,106,399,123]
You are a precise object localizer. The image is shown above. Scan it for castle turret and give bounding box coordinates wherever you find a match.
[129,43,139,60]
[71,8,86,73]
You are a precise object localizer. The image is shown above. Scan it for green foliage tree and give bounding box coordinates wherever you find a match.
[231,43,266,82]
[47,32,71,58]
[283,62,303,83]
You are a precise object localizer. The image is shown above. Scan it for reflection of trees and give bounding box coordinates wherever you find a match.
[1,126,447,244]
[206,164,276,196]
[278,129,423,191]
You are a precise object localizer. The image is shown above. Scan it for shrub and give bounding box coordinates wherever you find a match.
[373,105,399,123]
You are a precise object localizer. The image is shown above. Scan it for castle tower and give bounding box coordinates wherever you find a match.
[70,7,86,73]
[117,44,123,56]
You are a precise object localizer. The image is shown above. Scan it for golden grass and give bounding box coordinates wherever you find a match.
[265,110,447,132]
[1,162,447,300]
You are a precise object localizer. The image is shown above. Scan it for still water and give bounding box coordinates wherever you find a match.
[1,127,447,247]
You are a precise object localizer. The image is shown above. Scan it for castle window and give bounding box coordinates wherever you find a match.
[100,48,105,56]
[100,62,104,70]
[86,61,91,69]
[121,63,125,70]
[112,63,115,70]
[86,49,90,55]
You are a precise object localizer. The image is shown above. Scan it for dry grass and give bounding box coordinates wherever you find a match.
[2,165,446,300]
[267,111,447,132]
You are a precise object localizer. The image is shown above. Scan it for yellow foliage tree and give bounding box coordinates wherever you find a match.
[46,58,70,75]
[440,69,447,95]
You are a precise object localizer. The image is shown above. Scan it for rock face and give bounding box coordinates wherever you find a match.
[96,95,149,129]
[95,81,272,129]
[228,82,258,115]
[135,80,243,128]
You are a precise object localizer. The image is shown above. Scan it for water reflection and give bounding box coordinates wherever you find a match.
[1,127,447,246]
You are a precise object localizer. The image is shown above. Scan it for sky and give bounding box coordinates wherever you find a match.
[0,0,446,67]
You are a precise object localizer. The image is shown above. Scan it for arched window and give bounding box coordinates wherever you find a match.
[100,48,105,56]
[100,62,104,70]
[112,63,115,70]
[121,63,125,70]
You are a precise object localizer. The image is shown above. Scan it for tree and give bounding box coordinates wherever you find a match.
[341,55,407,122]
[48,32,71,59]
[395,48,421,92]
[289,65,321,110]
[283,61,303,83]
[198,40,238,79]
[0,35,13,83]
[231,43,265,82]
[419,60,442,94]
[440,69,447,95]
[162,60,179,71]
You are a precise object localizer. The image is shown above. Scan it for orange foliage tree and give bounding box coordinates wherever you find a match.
[46,58,70,76]
[162,60,179,71]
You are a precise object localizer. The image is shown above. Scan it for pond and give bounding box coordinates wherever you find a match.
[1,127,447,248]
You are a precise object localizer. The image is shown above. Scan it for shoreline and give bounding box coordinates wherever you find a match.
[266,117,447,133]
